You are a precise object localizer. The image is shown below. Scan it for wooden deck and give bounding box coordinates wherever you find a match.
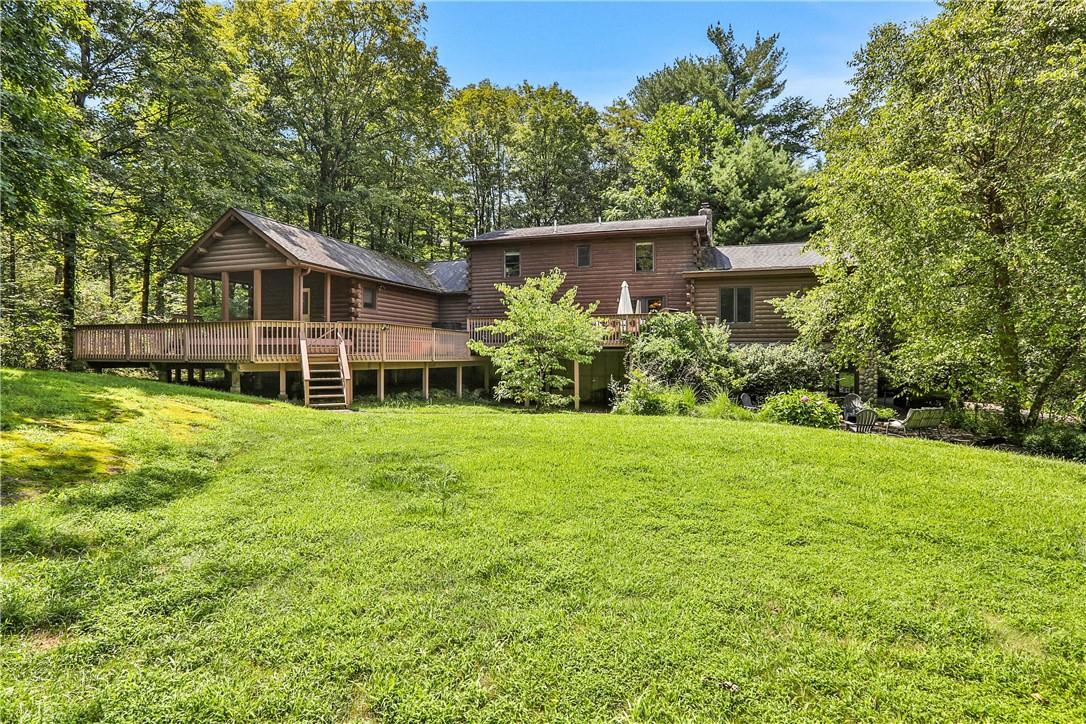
[73,321,476,366]
[466,314,646,348]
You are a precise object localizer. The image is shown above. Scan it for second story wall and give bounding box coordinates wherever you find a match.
[467,232,700,318]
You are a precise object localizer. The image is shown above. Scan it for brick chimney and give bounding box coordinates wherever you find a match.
[697,202,713,242]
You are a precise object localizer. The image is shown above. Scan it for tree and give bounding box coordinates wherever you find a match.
[710,134,816,245]
[624,312,734,400]
[629,23,819,157]
[467,269,605,409]
[507,82,602,227]
[233,0,447,241]
[442,81,518,233]
[604,101,735,220]
[780,1,1086,436]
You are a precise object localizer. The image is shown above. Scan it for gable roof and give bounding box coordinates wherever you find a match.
[424,260,468,293]
[233,209,442,292]
[696,242,826,273]
[464,215,710,244]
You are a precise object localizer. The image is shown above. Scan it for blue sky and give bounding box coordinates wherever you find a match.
[424,1,938,108]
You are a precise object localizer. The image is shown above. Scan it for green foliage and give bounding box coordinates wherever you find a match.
[873,406,897,422]
[697,393,757,421]
[624,312,734,400]
[759,390,840,429]
[1022,425,1086,463]
[604,102,735,220]
[468,269,604,409]
[1073,391,1086,429]
[710,134,817,245]
[610,371,696,416]
[730,343,833,400]
[629,23,819,157]
[781,2,1086,434]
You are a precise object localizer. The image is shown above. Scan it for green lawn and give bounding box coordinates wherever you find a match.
[2,369,1084,722]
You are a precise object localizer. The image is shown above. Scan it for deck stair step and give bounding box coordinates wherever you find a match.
[301,336,352,410]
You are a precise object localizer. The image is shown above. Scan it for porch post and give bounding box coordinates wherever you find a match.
[227,365,241,394]
[292,268,302,321]
[253,269,262,320]
[573,360,581,411]
[186,273,195,322]
[456,365,463,398]
[377,363,385,401]
[278,364,287,400]
[483,363,490,394]
[220,271,230,321]
[422,363,430,400]
[324,272,332,322]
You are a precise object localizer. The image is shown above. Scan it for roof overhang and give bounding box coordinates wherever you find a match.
[682,265,819,276]
[462,224,706,246]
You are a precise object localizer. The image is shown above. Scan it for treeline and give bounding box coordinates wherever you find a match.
[2,0,817,366]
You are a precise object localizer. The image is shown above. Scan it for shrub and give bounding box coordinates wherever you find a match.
[611,371,696,416]
[698,393,756,421]
[1074,391,1086,429]
[1022,425,1086,463]
[873,406,897,422]
[624,312,734,400]
[730,343,833,399]
[759,390,840,429]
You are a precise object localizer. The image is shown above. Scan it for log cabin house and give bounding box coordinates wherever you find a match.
[73,205,825,408]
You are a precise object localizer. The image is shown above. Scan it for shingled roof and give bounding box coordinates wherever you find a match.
[231,209,444,292]
[464,215,710,244]
[696,242,826,272]
[424,260,468,294]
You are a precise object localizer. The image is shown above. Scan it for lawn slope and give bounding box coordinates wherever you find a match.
[2,369,1084,722]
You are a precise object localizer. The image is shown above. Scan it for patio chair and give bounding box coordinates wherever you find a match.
[843,393,864,422]
[887,407,945,436]
[740,393,759,411]
[844,408,878,434]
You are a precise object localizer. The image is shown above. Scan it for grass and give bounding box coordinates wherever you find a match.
[2,368,1085,722]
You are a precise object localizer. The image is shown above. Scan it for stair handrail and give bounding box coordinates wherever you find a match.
[300,338,311,381]
[336,331,351,384]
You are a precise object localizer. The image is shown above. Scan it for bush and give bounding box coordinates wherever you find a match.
[624,312,734,400]
[698,393,757,421]
[873,406,897,422]
[1022,425,1086,462]
[731,344,833,399]
[759,390,840,429]
[611,371,697,416]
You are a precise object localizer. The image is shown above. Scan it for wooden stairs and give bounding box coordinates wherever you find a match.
[301,333,353,410]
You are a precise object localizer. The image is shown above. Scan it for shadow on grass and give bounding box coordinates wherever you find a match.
[1,517,92,558]
[60,458,213,513]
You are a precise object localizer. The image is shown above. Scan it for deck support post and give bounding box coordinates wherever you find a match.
[456,365,463,398]
[278,365,287,400]
[483,363,490,395]
[186,273,195,322]
[154,364,169,383]
[227,365,241,394]
[199,367,206,384]
[422,363,430,400]
[187,367,194,384]
[573,360,581,411]
[377,364,385,401]
[221,271,230,321]
[253,269,262,321]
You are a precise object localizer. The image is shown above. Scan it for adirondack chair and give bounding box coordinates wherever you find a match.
[843,393,864,422]
[740,393,759,411]
[887,407,945,436]
[844,408,878,434]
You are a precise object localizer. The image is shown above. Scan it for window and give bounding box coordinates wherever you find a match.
[636,296,666,313]
[363,286,377,309]
[576,244,591,267]
[634,242,654,272]
[720,287,753,324]
[504,249,521,278]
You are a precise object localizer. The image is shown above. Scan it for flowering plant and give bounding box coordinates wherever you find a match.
[759,390,840,429]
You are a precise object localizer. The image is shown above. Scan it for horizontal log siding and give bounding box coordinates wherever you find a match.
[188,221,286,274]
[467,233,698,317]
[349,281,439,326]
[691,271,816,344]
[437,294,469,326]
[330,275,353,321]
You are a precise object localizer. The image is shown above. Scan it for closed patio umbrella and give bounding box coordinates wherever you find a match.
[617,280,634,315]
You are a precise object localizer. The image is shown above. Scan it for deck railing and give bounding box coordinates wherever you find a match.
[467,314,647,348]
[73,320,476,364]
